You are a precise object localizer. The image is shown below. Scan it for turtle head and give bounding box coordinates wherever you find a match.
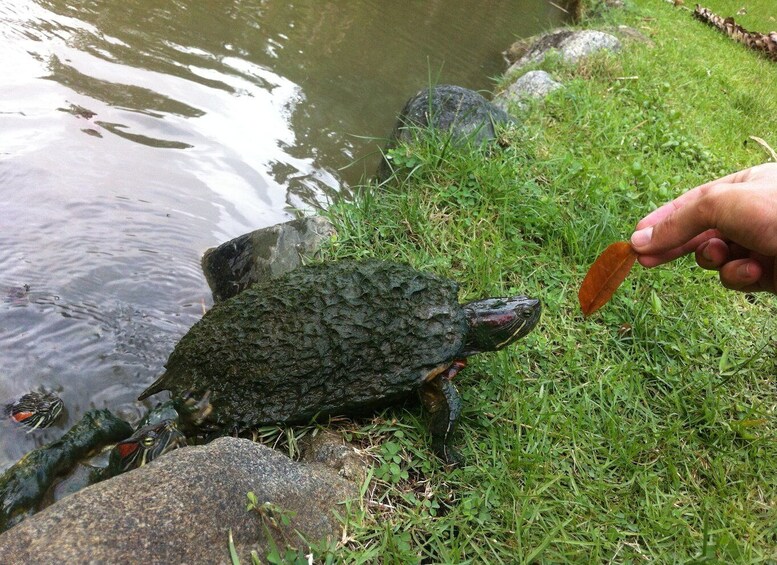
[7,391,64,431]
[461,296,540,356]
[108,419,187,475]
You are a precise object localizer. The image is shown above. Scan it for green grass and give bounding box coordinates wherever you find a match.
[306,1,777,562]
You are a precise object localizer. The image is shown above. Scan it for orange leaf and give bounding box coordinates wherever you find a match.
[579,241,638,317]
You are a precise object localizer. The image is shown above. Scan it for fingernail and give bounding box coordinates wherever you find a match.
[698,240,712,261]
[737,263,753,279]
[630,227,653,249]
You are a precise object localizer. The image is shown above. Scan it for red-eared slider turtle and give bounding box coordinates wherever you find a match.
[0,411,189,533]
[0,409,132,533]
[139,260,541,464]
[97,419,187,479]
[5,391,64,431]
[95,393,209,479]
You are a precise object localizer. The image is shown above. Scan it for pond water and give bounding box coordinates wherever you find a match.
[0,0,569,468]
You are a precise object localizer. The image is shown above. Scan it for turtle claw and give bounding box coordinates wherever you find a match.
[181,390,213,426]
[432,438,464,468]
[420,375,464,467]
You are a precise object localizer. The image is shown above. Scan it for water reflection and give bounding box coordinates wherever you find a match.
[0,0,567,469]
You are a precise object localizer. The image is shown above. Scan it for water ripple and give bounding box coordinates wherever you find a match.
[0,0,566,469]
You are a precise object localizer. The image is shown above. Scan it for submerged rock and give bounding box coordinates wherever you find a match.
[202,216,336,303]
[0,437,357,563]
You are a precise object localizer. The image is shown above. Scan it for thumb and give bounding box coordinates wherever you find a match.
[631,183,736,257]
[631,191,724,255]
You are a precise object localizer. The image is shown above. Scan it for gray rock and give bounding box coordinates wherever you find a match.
[493,70,563,112]
[502,37,534,66]
[612,25,654,47]
[507,29,622,73]
[202,216,336,302]
[300,430,370,485]
[0,437,357,564]
[377,84,514,182]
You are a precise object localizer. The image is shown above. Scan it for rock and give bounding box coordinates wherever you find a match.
[300,430,370,485]
[0,409,132,533]
[493,70,563,112]
[612,25,654,47]
[202,216,336,302]
[377,85,514,182]
[0,437,357,564]
[502,37,534,66]
[506,29,622,73]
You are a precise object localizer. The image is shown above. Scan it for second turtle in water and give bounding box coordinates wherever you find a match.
[140,260,541,464]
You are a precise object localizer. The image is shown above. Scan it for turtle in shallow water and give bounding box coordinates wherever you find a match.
[5,391,64,431]
[0,409,132,533]
[139,260,541,464]
[94,418,187,480]
[93,393,209,479]
[0,405,193,533]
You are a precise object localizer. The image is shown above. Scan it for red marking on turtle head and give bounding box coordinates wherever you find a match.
[11,411,33,423]
[116,441,140,459]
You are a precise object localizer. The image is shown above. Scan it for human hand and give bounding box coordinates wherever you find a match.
[630,163,777,293]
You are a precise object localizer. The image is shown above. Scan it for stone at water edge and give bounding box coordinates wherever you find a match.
[377,84,515,182]
[201,216,336,303]
[506,29,622,73]
[0,437,357,564]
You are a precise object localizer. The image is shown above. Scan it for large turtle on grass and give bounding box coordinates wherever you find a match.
[139,260,541,464]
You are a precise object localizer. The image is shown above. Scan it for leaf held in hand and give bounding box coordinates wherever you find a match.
[579,241,638,317]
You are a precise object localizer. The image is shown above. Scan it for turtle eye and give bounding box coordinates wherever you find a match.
[142,435,156,448]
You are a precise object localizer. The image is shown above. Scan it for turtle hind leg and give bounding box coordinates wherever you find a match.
[419,368,464,467]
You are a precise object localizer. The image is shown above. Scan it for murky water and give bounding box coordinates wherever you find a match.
[0,0,569,468]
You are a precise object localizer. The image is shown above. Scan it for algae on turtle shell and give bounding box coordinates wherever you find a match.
[140,260,541,464]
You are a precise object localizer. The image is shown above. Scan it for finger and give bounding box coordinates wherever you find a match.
[632,185,740,255]
[734,253,777,293]
[635,229,720,267]
[718,259,762,291]
[634,170,747,231]
[695,238,729,270]
[635,200,683,231]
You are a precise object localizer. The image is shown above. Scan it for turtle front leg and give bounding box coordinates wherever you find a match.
[419,361,466,467]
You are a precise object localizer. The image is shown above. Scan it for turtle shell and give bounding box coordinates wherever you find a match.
[140,260,469,429]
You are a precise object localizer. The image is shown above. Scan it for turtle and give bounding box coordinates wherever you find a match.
[139,260,541,465]
[5,391,64,431]
[0,408,191,533]
[94,419,187,480]
[0,409,132,533]
[93,393,210,479]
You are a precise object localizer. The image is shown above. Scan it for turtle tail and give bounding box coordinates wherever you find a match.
[137,373,169,401]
